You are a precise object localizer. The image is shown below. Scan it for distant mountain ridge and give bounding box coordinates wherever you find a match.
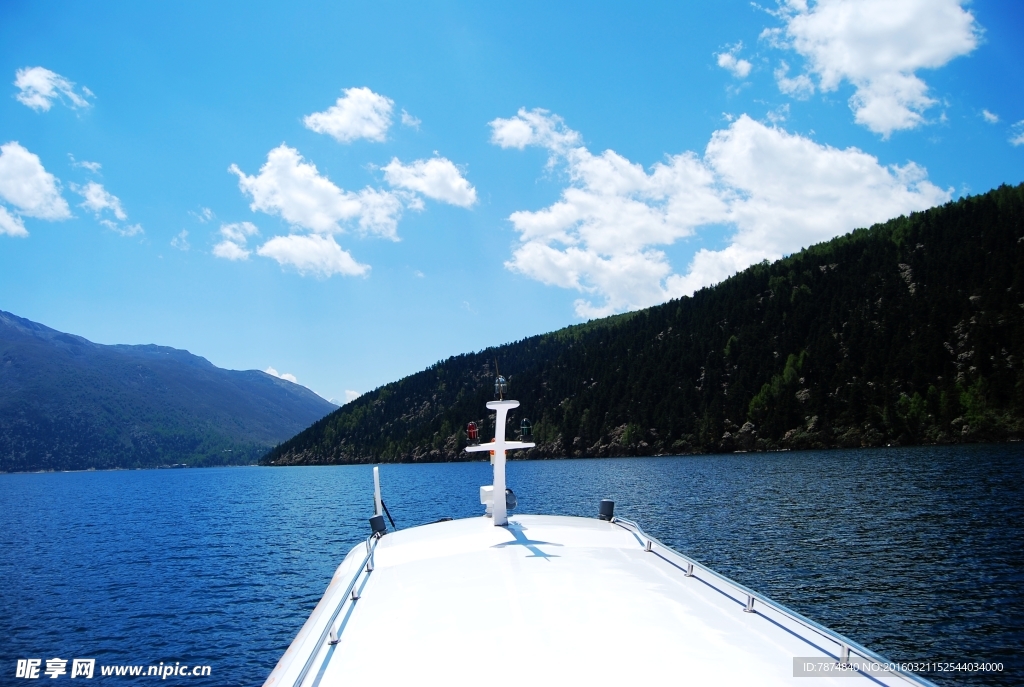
[265,182,1024,466]
[0,311,336,471]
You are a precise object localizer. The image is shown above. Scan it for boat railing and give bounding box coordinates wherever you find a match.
[292,534,380,687]
[612,517,937,687]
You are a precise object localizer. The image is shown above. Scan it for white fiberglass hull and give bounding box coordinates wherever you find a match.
[264,514,933,687]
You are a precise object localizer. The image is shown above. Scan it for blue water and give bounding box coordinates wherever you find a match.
[1,445,1022,686]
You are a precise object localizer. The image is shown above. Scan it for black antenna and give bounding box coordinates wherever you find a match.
[381,499,397,530]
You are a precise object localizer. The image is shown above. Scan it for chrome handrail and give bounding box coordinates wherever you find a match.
[612,517,937,687]
[293,535,379,687]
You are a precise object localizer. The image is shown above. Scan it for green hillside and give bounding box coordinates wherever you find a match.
[0,313,337,472]
[264,183,1024,466]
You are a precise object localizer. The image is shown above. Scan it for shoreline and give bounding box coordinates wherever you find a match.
[5,437,1022,475]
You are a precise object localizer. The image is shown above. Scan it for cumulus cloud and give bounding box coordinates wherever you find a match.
[1011,122,1024,147]
[344,390,361,403]
[213,240,248,261]
[230,144,403,239]
[0,141,71,237]
[401,109,421,129]
[71,180,140,236]
[764,0,979,137]
[774,60,814,98]
[14,67,93,112]
[232,132,476,278]
[220,221,258,243]
[0,142,71,219]
[0,206,28,237]
[100,220,142,237]
[766,103,790,124]
[382,157,477,207]
[68,154,101,173]
[303,87,394,143]
[265,366,298,384]
[489,108,582,161]
[667,115,949,294]
[493,109,949,317]
[73,181,126,220]
[256,233,369,278]
[716,43,752,79]
[212,221,259,260]
[230,143,478,277]
[981,110,999,124]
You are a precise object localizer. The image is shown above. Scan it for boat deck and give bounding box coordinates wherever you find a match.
[265,514,932,687]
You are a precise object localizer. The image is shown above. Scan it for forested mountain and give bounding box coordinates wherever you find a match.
[266,183,1024,466]
[0,312,336,471]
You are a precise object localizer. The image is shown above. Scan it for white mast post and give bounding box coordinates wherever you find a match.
[372,466,383,517]
[491,402,509,526]
[465,399,534,526]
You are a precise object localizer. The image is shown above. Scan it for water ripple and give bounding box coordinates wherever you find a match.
[1,444,1021,685]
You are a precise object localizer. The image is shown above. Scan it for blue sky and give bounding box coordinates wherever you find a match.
[1,1,1022,404]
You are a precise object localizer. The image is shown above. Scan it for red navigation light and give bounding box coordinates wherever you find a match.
[467,421,479,445]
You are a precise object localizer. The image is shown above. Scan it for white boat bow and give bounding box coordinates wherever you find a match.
[264,392,935,687]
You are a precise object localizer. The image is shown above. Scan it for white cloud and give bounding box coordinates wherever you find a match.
[716,43,752,79]
[68,154,101,173]
[382,157,477,207]
[265,366,298,384]
[73,181,126,220]
[774,60,814,98]
[14,67,93,112]
[213,240,249,261]
[981,110,999,124]
[219,221,259,243]
[494,109,949,317]
[171,229,189,250]
[0,206,28,237]
[766,0,979,137]
[212,221,259,260]
[303,87,394,143]
[766,103,790,124]
[228,144,460,278]
[489,108,581,159]
[401,109,421,129]
[0,142,71,219]
[71,180,140,236]
[191,207,214,223]
[667,114,949,294]
[0,142,71,237]
[100,220,143,237]
[1011,122,1024,147]
[256,233,369,278]
[344,390,360,403]
[230,144,403,239]
[353,187,404,239]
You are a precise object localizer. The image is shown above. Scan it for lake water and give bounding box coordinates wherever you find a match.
[2,445,1022,685]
